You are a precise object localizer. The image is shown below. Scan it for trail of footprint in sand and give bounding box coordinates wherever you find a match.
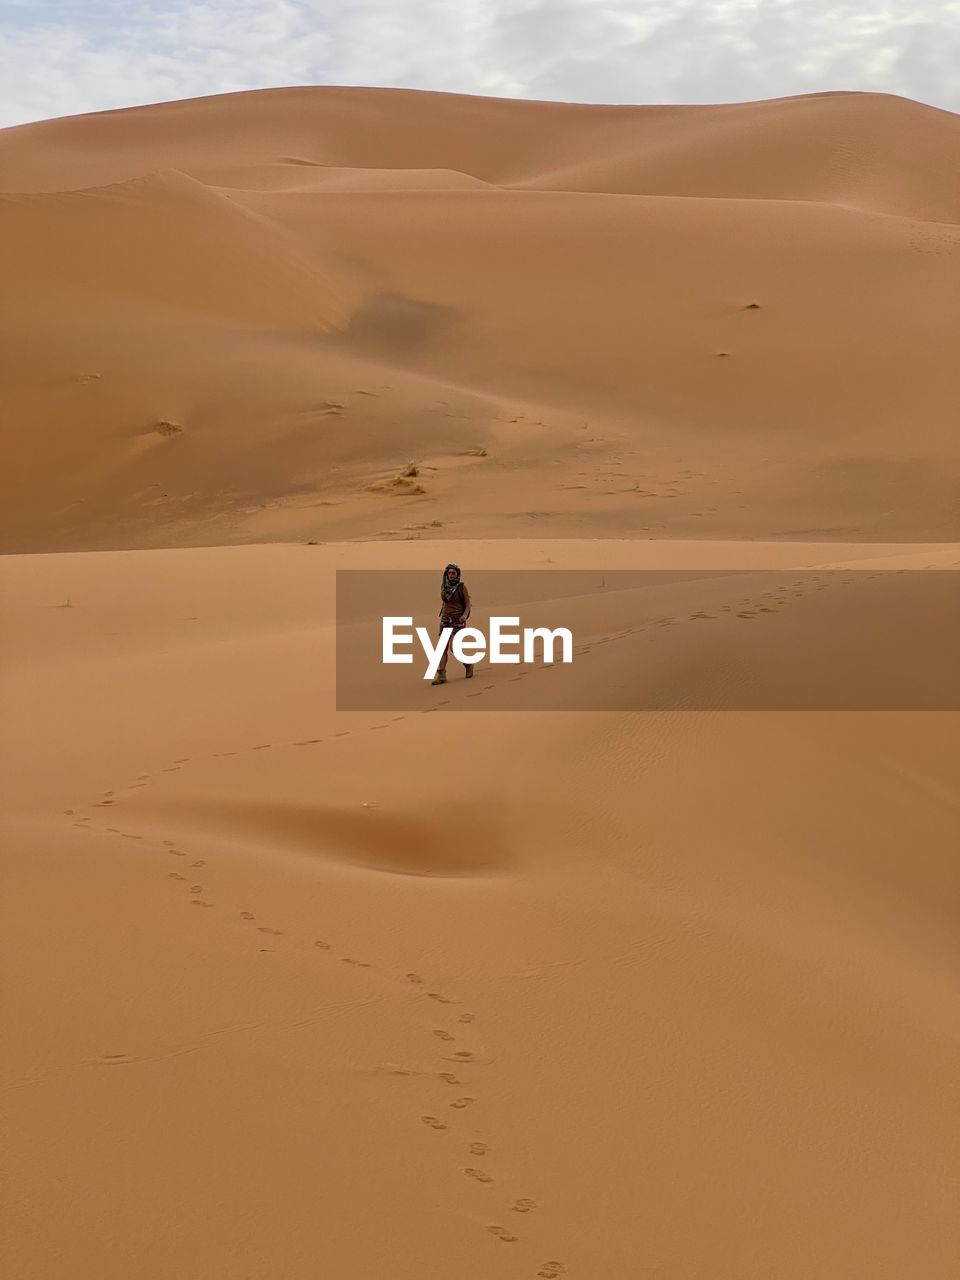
[69,709,565,1271]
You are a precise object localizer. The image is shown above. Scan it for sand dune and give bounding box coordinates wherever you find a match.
[2,85,958,1280]
[3,88,959,217]
[2,540,958,1278]
[1,88,958,551]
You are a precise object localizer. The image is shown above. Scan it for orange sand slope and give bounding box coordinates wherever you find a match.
[2,540,958,1279]
[2,88,959,551]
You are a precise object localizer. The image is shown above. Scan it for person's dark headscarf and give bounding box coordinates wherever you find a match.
[441,562,463,603]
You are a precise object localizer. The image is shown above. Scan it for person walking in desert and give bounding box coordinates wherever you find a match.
[431,562,472,685]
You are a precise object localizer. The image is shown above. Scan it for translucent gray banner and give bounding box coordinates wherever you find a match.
[336,569,959,711]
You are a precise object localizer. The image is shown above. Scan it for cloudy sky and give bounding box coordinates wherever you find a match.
[1,0,958,128]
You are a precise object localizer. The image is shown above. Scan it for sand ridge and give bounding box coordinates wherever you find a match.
[1,87,958,551]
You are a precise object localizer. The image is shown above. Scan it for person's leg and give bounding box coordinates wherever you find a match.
[452,622,473,676]
[432,627,453,683]
[450,623,471,676]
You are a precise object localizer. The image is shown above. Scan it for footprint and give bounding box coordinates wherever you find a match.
[438,1072,460,1085]
[451,1097,476,1110]
[191,860,206,868]
[427,992,455,1004]
[487,1225,518,1244]
[174,758,190,764]
[258,927,282,936]
[168,872,186,881]
[162,840,175,847]
[407,973,424,984]
[295,739,323,746]
[468,1141,488,1156]
[341,958,371,967]
[465,1167,493,1183]
[313,940,331,950]
[190,885,203,894]
[421,1115,447,1130]
[457,1013,475,1024]
[433,1030,455,1042]
[512,1198,537,1214]
[191,899,214,908]
[240,911,255,921]
[251,744,271,751]
[63,809,75,816]
[451,1051,474,1061]
[94,1053,136,1067]
[538,1263,566,1278]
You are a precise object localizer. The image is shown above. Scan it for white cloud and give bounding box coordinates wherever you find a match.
[0,0,957,128]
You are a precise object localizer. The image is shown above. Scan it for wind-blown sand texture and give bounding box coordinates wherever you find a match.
[1,88,958,1279]
[2,87,959,551]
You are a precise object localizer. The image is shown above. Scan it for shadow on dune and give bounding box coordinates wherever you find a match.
[163,797,513,878]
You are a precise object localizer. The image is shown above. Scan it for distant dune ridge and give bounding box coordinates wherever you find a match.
[1,86,958,551]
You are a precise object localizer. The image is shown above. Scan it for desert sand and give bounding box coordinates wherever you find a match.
[2,87,960,552]
[1,88,958,1279]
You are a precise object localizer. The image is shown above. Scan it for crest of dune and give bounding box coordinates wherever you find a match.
[0,86,958,550]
